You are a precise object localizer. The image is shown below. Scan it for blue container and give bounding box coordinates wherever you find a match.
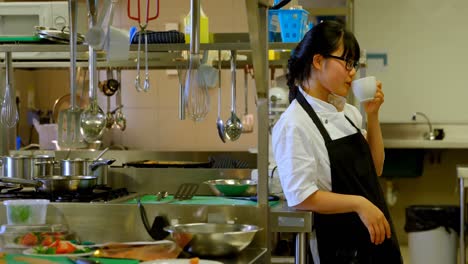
[278,9,309,43]
[268,10,282,42]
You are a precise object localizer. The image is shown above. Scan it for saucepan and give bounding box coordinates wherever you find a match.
[0,176,97,193]
[60,147,115,185]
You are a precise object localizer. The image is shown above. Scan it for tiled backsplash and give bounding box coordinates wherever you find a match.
[15,0,259,151]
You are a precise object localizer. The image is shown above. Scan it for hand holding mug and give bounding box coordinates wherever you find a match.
[351,76,384,114]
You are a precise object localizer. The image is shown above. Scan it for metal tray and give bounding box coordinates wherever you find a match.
[35,26,85,44]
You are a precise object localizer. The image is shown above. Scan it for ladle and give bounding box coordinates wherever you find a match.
[80,70,107,143]
[105,69,115,129]
[224,50,243,141]
[216,50,225,143]
[114,68,126,131]
[81,1,107,143]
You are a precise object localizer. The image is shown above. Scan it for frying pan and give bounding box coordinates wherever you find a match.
[0,176,97,193]
[124,160,212,168]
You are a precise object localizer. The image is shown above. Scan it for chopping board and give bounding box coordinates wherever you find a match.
[0,36,42,43]
[2,254,139,264]
[127,195,280,207]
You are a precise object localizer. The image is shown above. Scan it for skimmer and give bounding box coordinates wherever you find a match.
[224,50,243,141]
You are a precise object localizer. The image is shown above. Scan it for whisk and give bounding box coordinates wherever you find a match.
[1,53,18,128]
[184,0,209,122]
[185,54,210,121]
[1,84,18,128]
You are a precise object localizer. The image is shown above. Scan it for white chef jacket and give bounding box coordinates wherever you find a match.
[271,87,366,263]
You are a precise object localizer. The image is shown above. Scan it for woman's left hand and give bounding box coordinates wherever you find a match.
[363,81,384,114]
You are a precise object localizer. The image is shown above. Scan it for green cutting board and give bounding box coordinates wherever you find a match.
[0,35,42,43]
[5,254,139,264]
[127,195,280,207]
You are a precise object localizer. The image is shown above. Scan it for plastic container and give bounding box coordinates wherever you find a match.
[277,9,309,43]
[405,205,459,264]
[3,200,50,225]
[268,10,282,42]
[0,224,71,249]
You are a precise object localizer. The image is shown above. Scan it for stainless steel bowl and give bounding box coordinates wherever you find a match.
[204,179,257,196]
[164,223,262,257]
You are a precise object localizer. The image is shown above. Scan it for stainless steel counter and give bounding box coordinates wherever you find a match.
[0,202,267,263]
[6,150,315,263]
[270,202,313,264]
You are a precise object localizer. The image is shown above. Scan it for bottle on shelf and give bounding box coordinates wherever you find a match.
[182,4,210,44]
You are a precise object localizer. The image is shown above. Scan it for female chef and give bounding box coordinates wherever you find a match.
[272,20,402,263]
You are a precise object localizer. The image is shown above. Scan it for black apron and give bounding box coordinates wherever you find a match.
[295,91,402,264]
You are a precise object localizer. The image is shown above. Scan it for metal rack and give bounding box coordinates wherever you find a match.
[0,42,297,69]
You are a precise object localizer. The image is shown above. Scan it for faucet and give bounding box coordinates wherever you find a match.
[411,112,435,140]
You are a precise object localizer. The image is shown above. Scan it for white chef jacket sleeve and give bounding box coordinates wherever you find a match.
[272,122,319,207]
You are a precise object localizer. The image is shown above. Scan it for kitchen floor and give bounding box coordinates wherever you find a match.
[271,246,411,263]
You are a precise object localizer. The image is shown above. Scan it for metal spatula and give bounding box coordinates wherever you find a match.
[162,183,199,203]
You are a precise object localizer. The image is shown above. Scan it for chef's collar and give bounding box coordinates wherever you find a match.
[298,86,344,113]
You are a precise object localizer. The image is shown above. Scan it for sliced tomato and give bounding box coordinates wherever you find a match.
[19,233,38,246]
[41,235,54,246]
[48,239,60,248]
[54,241,76,254]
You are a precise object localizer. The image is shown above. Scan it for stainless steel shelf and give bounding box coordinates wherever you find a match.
[0,42,297,53]
[0,42,296,69]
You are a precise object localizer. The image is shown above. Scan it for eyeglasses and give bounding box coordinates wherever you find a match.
[324,55,360,71]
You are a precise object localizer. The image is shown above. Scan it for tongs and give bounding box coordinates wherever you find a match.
[127,0,160,92]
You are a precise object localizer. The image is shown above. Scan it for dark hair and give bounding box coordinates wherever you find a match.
[287,20,360,102]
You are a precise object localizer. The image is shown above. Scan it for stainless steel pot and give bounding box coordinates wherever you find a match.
[29,155,55,179]
[0,155,56,180]
[0,175,97,193]
[0,155,29,179]
[60,158,114,185]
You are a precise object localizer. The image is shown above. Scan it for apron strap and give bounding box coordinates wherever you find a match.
[344,115,361,133]
[295,90,332,143]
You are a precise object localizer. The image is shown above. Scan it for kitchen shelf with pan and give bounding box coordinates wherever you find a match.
[0,42,297,53]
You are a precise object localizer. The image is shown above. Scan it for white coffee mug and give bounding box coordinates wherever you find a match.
[351,76,377,103]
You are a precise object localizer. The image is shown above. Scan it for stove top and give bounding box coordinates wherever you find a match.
[0,185,131,203]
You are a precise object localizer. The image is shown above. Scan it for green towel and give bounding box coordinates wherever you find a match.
[127,195,280,207]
